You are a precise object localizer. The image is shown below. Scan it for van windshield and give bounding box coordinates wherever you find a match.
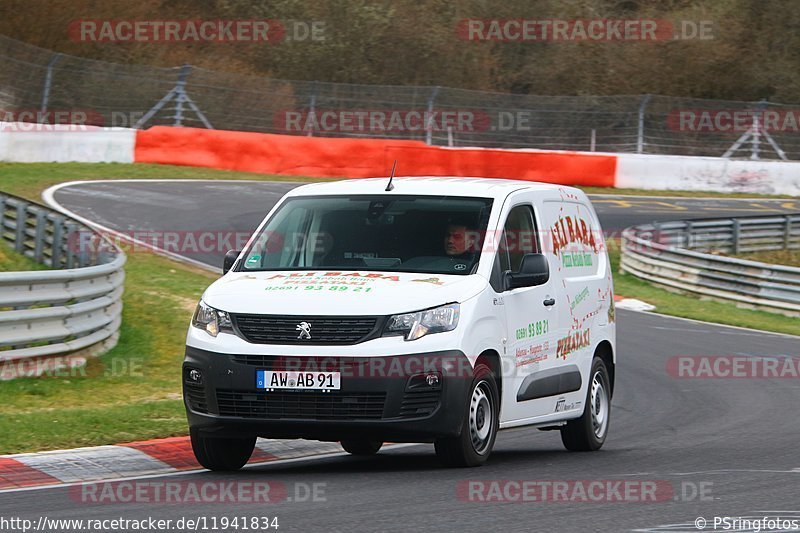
[239,195,493,275]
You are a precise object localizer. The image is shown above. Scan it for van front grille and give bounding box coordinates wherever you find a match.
[231,314,380,345]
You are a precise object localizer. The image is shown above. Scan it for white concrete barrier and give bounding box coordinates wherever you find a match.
[0,122,135,163]
[615,153,800,196]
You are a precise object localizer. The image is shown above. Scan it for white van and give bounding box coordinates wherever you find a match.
[184,177,616,469]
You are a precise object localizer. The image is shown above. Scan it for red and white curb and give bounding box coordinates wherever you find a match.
[0,437,343,491]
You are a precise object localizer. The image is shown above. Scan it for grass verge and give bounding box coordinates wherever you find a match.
[0,162,797,453]
[0,239,48,272]
[730,249,800,268]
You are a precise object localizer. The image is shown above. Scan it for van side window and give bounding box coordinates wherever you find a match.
[501,205,539,273]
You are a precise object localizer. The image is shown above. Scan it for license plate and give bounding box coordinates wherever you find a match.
[256,370,341,391]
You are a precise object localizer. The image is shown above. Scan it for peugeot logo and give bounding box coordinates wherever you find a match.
[296,321,312,340]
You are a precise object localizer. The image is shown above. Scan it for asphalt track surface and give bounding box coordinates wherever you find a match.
[4,181,798,532]
[49,181,800,270]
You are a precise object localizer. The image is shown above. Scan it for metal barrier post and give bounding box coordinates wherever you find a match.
[751,111,760,160]
[307,81,317,137]
[34,210,46,263]
[135,64,212,129]
[732,219,741,254]
[173,64,190,127]
[0,197,6,240]
[785,215,792,249]
[425,86,440,146]
[684,221,693,249]
[14,202,26,253]
[65,222,77,269]
[51,216,64,268]
[636,94,651,154]
[39,53,63,118]
[651,221,661,248]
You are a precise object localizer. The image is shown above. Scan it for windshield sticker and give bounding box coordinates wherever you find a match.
[263,271,405,293]
[266,272,400,282]
[411,277,445,285]
[344,252,377,259]
[245,254,261,266]
[265,284,374,292]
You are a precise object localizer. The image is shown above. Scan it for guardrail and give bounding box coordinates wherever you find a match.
[621,214,800,316]
[0,192,125,378]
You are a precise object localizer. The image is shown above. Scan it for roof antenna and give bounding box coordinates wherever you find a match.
[385,160,397,191]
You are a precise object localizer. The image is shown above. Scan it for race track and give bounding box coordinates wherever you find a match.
[48,181,800,269]
[7,180,797,532]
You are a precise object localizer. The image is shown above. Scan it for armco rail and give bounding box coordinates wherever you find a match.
[621,214,800,316]
[0,192,125,376]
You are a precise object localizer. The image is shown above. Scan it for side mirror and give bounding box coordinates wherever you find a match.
[223,250,241,275]
[504,253,549,291]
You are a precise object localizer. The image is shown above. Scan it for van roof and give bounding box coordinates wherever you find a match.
[287,177,570,200]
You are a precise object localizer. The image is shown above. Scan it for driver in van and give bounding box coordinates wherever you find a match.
[444,219,480,259]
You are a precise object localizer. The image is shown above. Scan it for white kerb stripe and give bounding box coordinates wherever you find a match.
[10,445,173,483]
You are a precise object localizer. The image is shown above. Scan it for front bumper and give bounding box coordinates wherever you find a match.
[183,346,473,442]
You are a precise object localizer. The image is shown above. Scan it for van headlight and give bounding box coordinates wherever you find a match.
[384,303,460,341]
[192,301,232,337]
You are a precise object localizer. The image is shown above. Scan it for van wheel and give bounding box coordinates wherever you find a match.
[561,357,611,451]
[341,439,383,455]
[435,363,498,467]
[190,429,256,471]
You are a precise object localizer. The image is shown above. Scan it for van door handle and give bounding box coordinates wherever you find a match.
[543,298,556,307]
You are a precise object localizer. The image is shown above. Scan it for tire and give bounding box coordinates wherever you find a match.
[190,429,256,471]
[341,439,383,456]
[561,357,611,452]
[435,363,499,467]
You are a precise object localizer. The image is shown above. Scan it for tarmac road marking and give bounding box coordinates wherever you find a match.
[695,203,793,212]
[592,199,689,211]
